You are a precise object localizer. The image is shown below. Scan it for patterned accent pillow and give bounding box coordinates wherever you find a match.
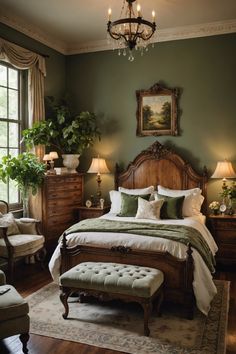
[135,198,164,220]
[0,212,20,236]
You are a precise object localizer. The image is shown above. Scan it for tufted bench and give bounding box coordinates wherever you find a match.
[59,262,164,336]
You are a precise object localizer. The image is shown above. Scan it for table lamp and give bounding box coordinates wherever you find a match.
[43,154,51,174]
[48,151,59,174]
[211,160,236,190]
[87,157,110,201]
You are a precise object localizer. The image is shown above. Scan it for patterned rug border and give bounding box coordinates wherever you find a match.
[27,279,229,354]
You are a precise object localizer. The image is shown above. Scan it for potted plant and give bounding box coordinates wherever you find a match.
[209,201,220,215]
[22,97,101,172]
[220,182,236,214]
[0,152,45,217]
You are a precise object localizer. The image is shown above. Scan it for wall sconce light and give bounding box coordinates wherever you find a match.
[211,160,236,190]
[87,156,110,202]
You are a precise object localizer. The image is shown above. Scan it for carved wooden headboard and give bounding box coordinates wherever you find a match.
[115,141,208,214]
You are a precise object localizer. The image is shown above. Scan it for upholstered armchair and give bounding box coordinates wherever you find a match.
[0,200,46,282]
[0,269,30,353]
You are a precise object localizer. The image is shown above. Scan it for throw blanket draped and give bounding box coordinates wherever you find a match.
[65,219,215,273]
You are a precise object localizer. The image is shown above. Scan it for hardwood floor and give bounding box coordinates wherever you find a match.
[0,263,236,354]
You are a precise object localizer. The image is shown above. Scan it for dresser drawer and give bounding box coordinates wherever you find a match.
[46,213,75,227]
[47,200,81,211]
[47,190,82,201]
[214,220,235,230]
[46,175,82,185]
[47,206,77,218]
[47,182,82,193]
[215,230,236,244]
[216,244,236,259]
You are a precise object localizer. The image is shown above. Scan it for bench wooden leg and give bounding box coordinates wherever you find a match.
[142,302,151,337]
[60,287,72,319]
[20,333,29,354]
[155,288,164,316]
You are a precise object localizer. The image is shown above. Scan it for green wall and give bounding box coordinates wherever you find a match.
[0,23,66,98]
[1,22,235,206]
[65,33,236,204]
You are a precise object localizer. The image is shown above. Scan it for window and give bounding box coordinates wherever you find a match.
[0,61,27,207]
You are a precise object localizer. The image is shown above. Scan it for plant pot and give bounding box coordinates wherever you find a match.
[62,154,80,173]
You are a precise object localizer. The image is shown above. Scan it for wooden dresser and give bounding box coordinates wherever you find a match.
[30,173,84,252]
[208,214,236,266]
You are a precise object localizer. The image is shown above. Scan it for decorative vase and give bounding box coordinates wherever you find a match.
[62,154,80,173]
[22,189,29,218]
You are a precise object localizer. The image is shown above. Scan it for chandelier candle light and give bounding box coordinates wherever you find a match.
[107,0,156,61]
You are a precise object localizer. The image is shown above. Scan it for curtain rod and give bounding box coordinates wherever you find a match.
[0,36,50,58]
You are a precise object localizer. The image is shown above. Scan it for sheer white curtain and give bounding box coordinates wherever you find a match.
[0,37,46,159]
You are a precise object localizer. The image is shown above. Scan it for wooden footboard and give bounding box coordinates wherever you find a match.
[60,233,195,319]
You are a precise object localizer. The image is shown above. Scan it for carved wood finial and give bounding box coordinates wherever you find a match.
[143,141,171,159]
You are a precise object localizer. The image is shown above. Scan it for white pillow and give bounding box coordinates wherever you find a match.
[135,198,164,220]
[109,190,122,214]
[0,212,20,236]
[118,186,154,195]
[110,186,155,214]
[157,185,204,216]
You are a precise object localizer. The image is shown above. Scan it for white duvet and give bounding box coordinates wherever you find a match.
[49,213,218,315]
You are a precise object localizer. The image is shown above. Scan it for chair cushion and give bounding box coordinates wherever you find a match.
[15,219,38,234]
[0,234,45,258]
[60,262,164,298]
[0,213,20,236]
[0,285,29,321]
[0,201,8,215]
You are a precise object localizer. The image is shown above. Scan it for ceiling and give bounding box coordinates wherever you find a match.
[1,0,236,55]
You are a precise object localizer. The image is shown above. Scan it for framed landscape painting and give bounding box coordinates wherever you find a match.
[136,83,179,136]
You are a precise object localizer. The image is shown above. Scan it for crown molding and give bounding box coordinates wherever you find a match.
[0,12,66,54]
[66,19,236,55]
[1,11,236,56]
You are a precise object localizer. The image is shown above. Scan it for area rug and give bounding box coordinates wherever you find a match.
[27,280,229,354]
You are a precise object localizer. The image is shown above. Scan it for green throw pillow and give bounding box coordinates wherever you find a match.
[156,194,185,219]
[118,193,151,217]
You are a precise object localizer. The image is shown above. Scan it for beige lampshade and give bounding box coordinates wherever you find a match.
[211,161,236,179]
[43,154,51,161]
[87,157,110,174]
[49,151,59,160]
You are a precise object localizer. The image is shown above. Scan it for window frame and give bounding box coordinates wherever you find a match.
[0,61,28,210]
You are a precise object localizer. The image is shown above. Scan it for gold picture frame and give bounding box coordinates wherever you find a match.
[136,83,179,136]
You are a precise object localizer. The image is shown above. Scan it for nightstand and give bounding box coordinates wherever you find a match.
[208,214,236,266]
[77,206,110,221]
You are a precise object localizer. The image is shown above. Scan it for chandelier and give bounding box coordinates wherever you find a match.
[107,0,156,61]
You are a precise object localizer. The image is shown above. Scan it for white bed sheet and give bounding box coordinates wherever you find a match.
[49,213,218,315]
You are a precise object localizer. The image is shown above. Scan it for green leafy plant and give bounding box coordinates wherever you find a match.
[0,152,45,196]
[220,182,236,199]
[22,97,100,154]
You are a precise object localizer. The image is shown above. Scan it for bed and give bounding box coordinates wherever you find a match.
[49,141,217,318]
